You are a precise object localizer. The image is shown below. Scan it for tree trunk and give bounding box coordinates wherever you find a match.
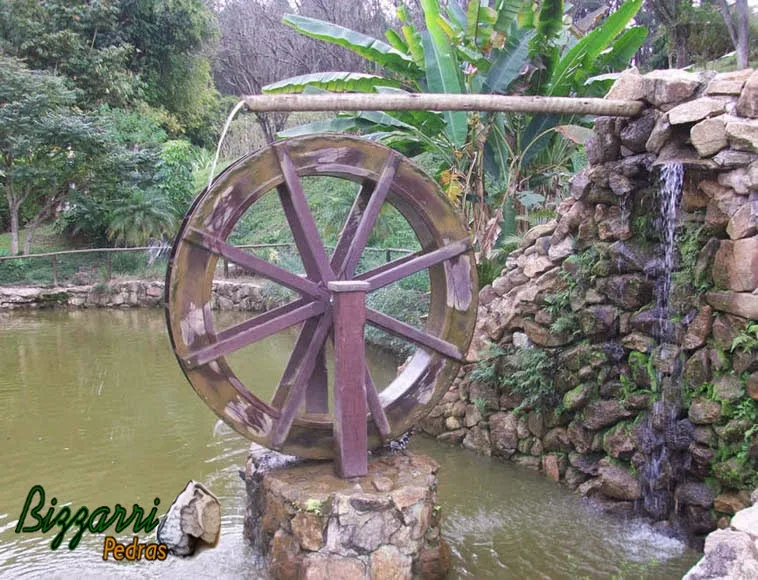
[674,26,689,68]
[9,201,20,256]
[736,0,749,69]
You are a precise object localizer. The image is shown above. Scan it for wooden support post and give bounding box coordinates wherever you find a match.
[328,280,370,478]
[386,249,391,263]
[106,253,112,281]
[52,255,58,287]
[223,258,229,279]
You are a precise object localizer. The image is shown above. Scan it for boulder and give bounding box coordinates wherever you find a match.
[711,237,758,292]
[543,427,572,452]
[731,504,758,536]
[581,400,633,430]
[563,383,594,412]
[706,69,753,96]
[713,149,758,167]
[727,202,758,240]
[713,374,744,402]
[462,426,491,456]
[706,291,758,319]
[522,319,573,347]
[674,482,715,509]
[747,372,758,400]
[642,69,702,108]
[726,119,758,153]
[737,70,758,118]
[622,332,656,353]
[684,529,758,580]
[620,109,657,153]
[578,305,619,338]
[646,113,672,153]
[668,97,726,125]
[714,491,750,515]
[597,464,642,500]
[567,420,593,454]
[683,306,713,350]
[607,69,646,100]
[599,275,654,310]
[157,480,221,557]
[603,425,636,459]
[489,412,519,456]
[688,397,722,425]
[542,454,564,482]
[691,117,728,157]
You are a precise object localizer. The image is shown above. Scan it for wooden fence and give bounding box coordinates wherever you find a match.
[0,243,414,286]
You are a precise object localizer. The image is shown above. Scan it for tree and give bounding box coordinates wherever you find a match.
[646,0,691,68]
[716,0,750,69]
[269,0,647,257]
[0,57,109,255]
[212,0,389,142]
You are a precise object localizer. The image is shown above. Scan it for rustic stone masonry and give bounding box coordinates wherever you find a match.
[422,68,758,542]
[0,279,274,311]
[685,489,758,578]
[244,446,449,580]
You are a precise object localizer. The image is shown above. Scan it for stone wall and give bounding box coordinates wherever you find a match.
[422,68,758,542]
[244,446,449,579]
[685,489,758,578]
[0,279,275,311]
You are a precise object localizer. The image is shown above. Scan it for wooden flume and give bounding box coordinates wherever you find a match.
[244,93,644,117]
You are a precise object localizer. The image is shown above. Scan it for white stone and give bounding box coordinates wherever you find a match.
[732,504,758,539]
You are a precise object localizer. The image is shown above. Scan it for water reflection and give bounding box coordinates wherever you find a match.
[0,310,700,578]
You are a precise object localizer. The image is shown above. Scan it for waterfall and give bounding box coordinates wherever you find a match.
[638,162,689,523]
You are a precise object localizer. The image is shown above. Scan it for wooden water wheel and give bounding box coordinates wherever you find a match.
[165,135,477,462]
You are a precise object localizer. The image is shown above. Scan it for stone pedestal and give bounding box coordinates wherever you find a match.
[244,445,450,579]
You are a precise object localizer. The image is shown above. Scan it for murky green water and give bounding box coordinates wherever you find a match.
[0,310,699,578]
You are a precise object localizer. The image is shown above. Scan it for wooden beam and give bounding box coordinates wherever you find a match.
[245,93,644,117]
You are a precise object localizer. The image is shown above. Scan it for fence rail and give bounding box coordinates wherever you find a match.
[0,243,414,287]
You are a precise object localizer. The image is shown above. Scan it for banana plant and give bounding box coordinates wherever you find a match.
[266,0,646,259]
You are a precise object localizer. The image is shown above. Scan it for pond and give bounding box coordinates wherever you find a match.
[0,310,700,578]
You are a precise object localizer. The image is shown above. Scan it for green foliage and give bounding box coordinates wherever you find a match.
[500,346,558,411]
[107,190,177,247]
[628,351,659,392]
[731,322,758,353]
[673,222,709,292]
[473,397,488,413]
[272,0,647,260]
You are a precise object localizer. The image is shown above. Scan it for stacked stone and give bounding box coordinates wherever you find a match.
[422,68,758,536]
[0,279,269,311]
[244,448,449,580]
[685,489,758,579]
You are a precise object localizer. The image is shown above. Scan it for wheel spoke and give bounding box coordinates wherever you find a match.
[270,317,319,409]
[365,367,391,440]
[361,239,470,292]
[334,154,399,279]
[354,250,421,281]
[271,310,333,447]
[366,308,464,361]
[183,301,326,369]
[185,227,327,300]
[275,144,334,283]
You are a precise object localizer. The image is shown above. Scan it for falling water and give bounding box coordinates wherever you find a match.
[638,162,691,524]
[654,163,684,342]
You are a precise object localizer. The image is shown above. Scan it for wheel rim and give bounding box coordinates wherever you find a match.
[165,135,477,459]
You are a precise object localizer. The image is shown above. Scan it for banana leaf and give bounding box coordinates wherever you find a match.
[264,72,403,94]
[419,0,468,148]
[494,0,524,33]
[282,14,422,79]
[483,26,534,93]
[547,0,643,96]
